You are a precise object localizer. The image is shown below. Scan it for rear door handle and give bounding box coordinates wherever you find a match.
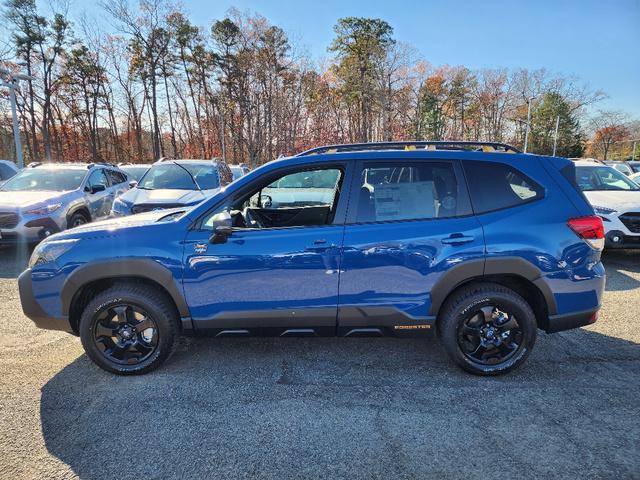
[441,234,475,245]
[306,239,336,252]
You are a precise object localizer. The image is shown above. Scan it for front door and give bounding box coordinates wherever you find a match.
[84,169,111,219]
[182,165,349,336]
[338,159,486,336]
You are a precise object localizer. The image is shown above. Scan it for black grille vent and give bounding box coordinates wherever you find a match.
[0,212,19,229]
[131,204,183,215]
[620,212,640,233]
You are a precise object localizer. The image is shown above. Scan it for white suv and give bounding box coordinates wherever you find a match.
[574,160,640,248]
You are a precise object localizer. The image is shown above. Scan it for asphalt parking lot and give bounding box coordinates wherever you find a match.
[0,247,638,480]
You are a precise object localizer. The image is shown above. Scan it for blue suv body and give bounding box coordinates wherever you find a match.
[18,142,606,375]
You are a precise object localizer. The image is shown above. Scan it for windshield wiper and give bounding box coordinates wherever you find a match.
[171,162,201,190]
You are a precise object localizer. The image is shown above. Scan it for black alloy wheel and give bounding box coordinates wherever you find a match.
[457,305,523,366]
[438,283,537,375]
[93,304,159,365]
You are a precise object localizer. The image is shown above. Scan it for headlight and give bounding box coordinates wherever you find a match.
[593,205,617,216]
[111,197,130,214]
[24,203,62,215]
[28,238,78,268]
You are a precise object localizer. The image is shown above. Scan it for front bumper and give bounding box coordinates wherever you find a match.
[18,268,73,333]
[0,214,65,244]
[604,230,640,249]
[600,213,640,249]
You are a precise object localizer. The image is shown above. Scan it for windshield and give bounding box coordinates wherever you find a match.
[576,166,640,191]
[0,168,85,192]
[121,166,149,182]
[138,163,220,190]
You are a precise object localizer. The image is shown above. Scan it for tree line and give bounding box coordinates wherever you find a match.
[0,0,637,167]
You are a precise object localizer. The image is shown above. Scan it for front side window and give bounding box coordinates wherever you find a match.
[1,168,86,192]
[576,166,640,192]
[139,163,220,191]
[202,167,343,230]
[463,161,544,214]
[87,169,109,189]
[356,162,470,222]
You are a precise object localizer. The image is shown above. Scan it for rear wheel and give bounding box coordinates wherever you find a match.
[438,283,537,376]
[79,283,179,375]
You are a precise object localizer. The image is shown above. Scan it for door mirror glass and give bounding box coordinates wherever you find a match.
[89,184,106,194]
[209,225,233,244]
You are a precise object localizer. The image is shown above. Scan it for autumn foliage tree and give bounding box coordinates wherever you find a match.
[0,0,625,166]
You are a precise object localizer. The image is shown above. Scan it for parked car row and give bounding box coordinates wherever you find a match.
[0,162,129,244]
[1,153,639,251]
[572,159,640,249]
[0,158,252,244]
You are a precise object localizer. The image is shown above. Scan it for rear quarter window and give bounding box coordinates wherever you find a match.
[463,161,544,214]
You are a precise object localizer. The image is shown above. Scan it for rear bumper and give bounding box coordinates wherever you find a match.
[18,269,73,333]
[545,308,599,333]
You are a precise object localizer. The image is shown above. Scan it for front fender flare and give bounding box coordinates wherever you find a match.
[60,258,189,317]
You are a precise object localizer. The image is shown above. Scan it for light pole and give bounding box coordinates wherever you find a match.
[523,95,538,153]
[552,115,560,156]
[0,67,35,169]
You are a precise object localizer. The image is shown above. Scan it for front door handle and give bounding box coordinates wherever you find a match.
[441,234,475,245]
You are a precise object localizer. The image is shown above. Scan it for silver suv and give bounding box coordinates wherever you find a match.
[0,163,130,244]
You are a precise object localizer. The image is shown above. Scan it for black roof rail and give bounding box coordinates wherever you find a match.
[87,162,116,169]
[296,141,521,156]
[27,162,42,168]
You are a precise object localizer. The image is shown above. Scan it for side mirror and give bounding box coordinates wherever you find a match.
[129,180,138,188]
[209,225,233,244]
[87,184,106,194]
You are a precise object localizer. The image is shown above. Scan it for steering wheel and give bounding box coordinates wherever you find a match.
[243,207,264,228]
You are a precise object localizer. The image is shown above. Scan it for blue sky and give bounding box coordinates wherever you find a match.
[78,0,640,114]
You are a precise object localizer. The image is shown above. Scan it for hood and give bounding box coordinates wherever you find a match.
[583,190,640,211]
[0,190,70,210]
[49,208,186,241]
[119,187,216,206]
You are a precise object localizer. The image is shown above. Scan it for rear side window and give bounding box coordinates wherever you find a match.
[355,161,472,222]
[106,170,127,185]
[463,161,543,214]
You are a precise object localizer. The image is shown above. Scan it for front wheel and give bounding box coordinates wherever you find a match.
[79,283,179,375]
[438,283,537,376]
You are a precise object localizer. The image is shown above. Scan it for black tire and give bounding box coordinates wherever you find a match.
[79,283,179,375]
[68,211,89,229]
[438,283,537,376]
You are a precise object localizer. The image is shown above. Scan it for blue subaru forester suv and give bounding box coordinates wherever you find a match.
[18,142,606,376]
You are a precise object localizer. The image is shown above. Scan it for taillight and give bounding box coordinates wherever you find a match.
[567,216,605,250]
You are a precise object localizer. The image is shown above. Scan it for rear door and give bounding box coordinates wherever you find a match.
[337,158,485,336]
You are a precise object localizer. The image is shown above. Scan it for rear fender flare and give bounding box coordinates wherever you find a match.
[429,257,557,316]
